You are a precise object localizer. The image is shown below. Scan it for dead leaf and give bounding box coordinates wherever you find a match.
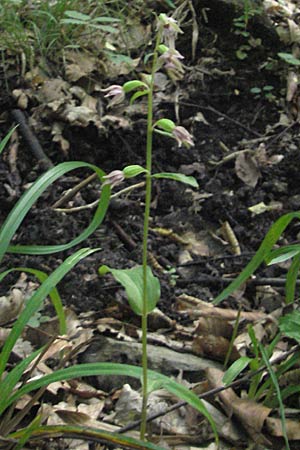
[176,294,268,322]
[206,367,272,445]
[266,416,300,439]
[235,152,260,187]
[195,317,233,339]
[286,71,298,102]
[192,335,240,362]
[0,289,24,325]
[248,201,283,216]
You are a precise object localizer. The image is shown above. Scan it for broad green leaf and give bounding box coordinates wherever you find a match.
[0,267,66,334]
[93,17,121,23]
[64,10,90,21]
[0,161,110,260]
[279,311,300,342]
[222,356,252,385]
[10,424,165,450]
[87,24,118,33]
[214,212,300,304]
[0,248,99,380]
[0,126,18,155]
[99,265,160,315]
[60,18,88,25]
[278,52,300,66]
[265,245,300,265]
[286,253,300,304]
[152,172,199,188]
[5,363,217,441]
[123,165,148,178]
[250,87,261,94]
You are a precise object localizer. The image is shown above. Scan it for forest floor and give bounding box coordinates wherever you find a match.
[1,1,300,449]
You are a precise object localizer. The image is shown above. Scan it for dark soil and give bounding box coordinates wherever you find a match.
[1,16,299,318]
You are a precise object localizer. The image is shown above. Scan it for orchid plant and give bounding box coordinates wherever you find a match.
[98,13,199,439]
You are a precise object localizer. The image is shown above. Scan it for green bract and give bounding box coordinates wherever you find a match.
[153,118,176,133]
[123,80,148,93]
[123,165,148,178]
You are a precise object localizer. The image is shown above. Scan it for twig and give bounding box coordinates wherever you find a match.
[11,109,53,170]
[53,182,145,213]
[176,276,300,287]
[117,344,300,434]
[52,173,98,208]
[170,101,262,137]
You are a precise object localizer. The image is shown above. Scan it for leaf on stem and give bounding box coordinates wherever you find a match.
[152,172,198,188]
[98,265,160,315]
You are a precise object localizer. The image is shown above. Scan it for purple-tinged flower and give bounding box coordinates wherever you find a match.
[158,48,185,80]
[172,126,194,148]
[100,84,125,107]
[102,170,125,188]
[157,14,183,50]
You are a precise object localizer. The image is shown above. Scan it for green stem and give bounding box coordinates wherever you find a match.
[140,32,161,441]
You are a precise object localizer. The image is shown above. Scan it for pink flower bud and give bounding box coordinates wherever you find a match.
[100,85,125,107]
[172,126,194,148]
[102,170,125,188]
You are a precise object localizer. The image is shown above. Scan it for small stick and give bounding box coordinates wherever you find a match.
[53,182,146,213]
[52,173,98,208]
[11,109,53,169]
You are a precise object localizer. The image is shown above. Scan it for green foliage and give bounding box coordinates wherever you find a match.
[250,85,275,101]
[232,0,262,60]
[278,52,300,66]
[99,265,161,315]
[0,161,110,259]
[279,311,300,342]
[0,126,18,155]
[214,212,300,305]
[152,172,199,188]
[0,0,139,69]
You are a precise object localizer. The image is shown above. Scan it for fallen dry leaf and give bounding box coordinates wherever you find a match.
[206,367,272,445]
[0,289,24,325]
[235,151,260,187]
[266,416,300,440]
[192,335,240,362]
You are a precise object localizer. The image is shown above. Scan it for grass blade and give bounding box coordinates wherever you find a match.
[214,212,300,304]
[0,267,66,334]
[0,162,110,261]
[0,248,99,380]
[0,126,18,155]
[10,424,165,450]
[259,343,290,450]
[4,363,217,440]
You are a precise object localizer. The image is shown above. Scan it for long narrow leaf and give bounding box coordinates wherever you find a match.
[10,424,165,450]
[286,253,300,304]
[0,347,44,416]
[4,363,217,440]
[13,414,42,450]
[259,343,290,450]
[214,212,300,304]
[0,162,110,261]
[0,248,99,380]
[0,267,66,334]
[0,126,18,155]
